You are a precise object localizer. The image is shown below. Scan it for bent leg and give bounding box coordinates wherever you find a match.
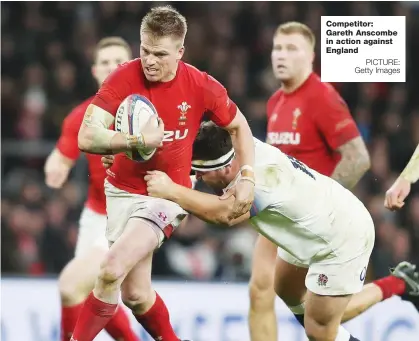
[248,235,278,341]
[121,249,179,341]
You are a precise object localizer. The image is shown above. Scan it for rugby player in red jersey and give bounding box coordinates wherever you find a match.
[44,38,139,341]
[249,22,418,341]
[71,6,255,341]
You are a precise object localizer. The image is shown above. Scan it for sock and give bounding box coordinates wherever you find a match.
[71,292,117,341]
[134,292,178,341]
[61,303,83,341]
[288,302,305,327]
[105,305,139,341]
[373,275,406,300]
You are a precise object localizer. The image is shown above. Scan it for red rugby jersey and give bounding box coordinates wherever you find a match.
[92,58,237,194]
[56,97,107,214]
[266,73,360,176]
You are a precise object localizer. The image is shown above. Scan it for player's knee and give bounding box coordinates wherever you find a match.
[249,275,276,310]
[58,264,85,304]
[98,254,125,285]
[121,287,152,310]
[304,316,337,341]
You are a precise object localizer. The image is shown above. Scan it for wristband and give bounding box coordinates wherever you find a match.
[126,133,145,149]
[240,176,256,186]
[240,165,254,173]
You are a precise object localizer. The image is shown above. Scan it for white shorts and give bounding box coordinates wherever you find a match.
[276,207,375,296]
[74,207,109,258]
[104,179,188,244]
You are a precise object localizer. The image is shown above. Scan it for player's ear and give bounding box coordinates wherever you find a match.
[310,51,315,64]
[91,65,97,78]
[177,45,185,61]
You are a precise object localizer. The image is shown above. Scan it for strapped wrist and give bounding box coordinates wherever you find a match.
[126,133,145,149]
[240,176,256,186]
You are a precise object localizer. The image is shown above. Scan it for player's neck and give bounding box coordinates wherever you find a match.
[225,160,241,185]
[281,68,312,94]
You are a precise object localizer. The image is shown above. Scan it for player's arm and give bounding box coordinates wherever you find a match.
[170,185,250,226]
[44,149,75,189]
[400,144,419,184]
[385,143,419,210]
[204,74,255,217]
[45,107,83,189]
[313,91,370,189]
[146,171,250,226]
[223,108,255,179]
[78,103,137,155]
[78,64,162,155]
[331,136,371,189]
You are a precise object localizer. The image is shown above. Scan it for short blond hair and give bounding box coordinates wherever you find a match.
[94,37,132,61]
[275,22,315,49]
[141,5,187,42]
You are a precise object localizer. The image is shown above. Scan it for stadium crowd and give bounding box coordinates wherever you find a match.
[2,1,419,282]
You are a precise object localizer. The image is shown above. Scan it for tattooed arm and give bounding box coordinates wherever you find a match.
[331,136,371,189]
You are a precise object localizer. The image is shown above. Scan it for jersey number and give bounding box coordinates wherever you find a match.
[286,155,315,180]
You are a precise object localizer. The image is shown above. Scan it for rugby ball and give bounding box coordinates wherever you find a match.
[115,94,159,162]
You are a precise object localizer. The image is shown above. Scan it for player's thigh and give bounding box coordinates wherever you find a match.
[274,250,308,306]
[249,235,278,297]
[304,290,351,339]
[59,247,106,295]
[103,217,163,280]
[105,179,187,244]
[74,207,109,258]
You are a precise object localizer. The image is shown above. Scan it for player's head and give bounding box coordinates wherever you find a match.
[191,122,238,190]
[92,37,132,85]
[271,22,315,82]
[140,5,187,82]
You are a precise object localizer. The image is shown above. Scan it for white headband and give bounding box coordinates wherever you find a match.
[191,149,235,172]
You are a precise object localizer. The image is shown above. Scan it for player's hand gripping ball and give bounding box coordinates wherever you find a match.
[115,94,162,162]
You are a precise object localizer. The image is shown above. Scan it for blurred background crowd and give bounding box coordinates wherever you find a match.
[2,1,419,283]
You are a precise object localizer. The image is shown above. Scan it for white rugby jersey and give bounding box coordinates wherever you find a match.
[224,138,371,264]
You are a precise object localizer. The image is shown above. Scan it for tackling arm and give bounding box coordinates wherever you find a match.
[78,104,145,155]
[331,136,371,189]
[168,184,250,226]
[400,143,419,183]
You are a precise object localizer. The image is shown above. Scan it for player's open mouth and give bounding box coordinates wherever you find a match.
[145,67,158,75]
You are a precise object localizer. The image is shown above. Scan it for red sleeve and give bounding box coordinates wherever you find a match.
[312,89,360,150]
[91,62,133,116]
[203,74,237,127]
[56,106,84,160]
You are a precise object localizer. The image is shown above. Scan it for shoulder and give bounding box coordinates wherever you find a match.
[302,73,349,115]
[267,89,283,112]
[65,96,94,123]
[306,73,343,102]
[116,58,142,74]
[105,58,142,84]
[180,62,210,87]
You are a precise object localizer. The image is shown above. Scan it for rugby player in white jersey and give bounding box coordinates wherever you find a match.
[139,122,419,341]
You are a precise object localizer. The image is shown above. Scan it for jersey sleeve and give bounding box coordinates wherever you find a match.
[56,106,85,160]
[91,63,133,116]
[311,89,360,150]
[203,74,237,127]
